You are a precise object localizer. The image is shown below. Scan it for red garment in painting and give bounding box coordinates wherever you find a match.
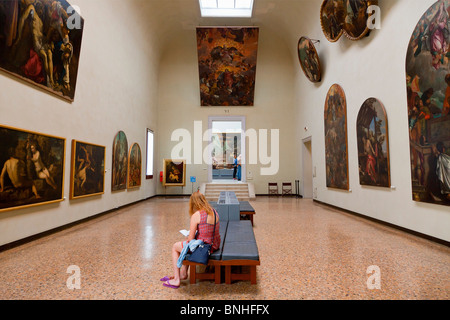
[22,49,45,84]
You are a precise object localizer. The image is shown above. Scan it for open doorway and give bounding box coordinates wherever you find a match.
[208,116,246,182]
[302,137,313,199]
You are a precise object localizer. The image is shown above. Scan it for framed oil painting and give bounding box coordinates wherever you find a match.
[320,0,378,42]
[324,84,349,190]
[357,98,391,187]
[196,27,259,106]
[320,0,345,42]
[163,159,186,187]
[128,143,142,189]
[111,131,128,191]
[298,37,322,83]
[406,0,450,206]
[70,140,105,200]
[0,124,65,212]
[0,0,84,101]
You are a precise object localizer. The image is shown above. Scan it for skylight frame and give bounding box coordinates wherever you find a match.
[199,0,255,18]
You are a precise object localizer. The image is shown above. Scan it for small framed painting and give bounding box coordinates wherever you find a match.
[298,36,322,83]
[128,143,142,189]
[70,140,105,200]
[163,159,186,187]
[0,124,65,212]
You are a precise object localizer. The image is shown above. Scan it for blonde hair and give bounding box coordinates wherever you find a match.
[189,191,214,217]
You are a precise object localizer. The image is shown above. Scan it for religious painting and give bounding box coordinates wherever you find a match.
[357,98,391,187]
[0,124,65,212]
[111,131,128,191]
[196,27,259,106]
[324,84,349,190]
[406,0,450,206]
[320,0,378,42]
[0,0,84,101]
[298,36,322,83]
[320,0,345,42]
[127,143,142,189]
[163,159,186,187]
[70,140,105,200]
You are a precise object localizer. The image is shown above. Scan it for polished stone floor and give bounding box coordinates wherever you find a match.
[0,197,448,300]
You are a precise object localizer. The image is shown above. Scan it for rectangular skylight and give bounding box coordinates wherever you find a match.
[199,0,254,17]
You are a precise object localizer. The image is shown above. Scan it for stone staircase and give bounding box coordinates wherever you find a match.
[201,182,255,202]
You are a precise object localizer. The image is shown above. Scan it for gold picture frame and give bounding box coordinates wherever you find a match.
[127,143,142,189]
[69,140,106,200]
[0,124,65,212]
[163,159,186,187]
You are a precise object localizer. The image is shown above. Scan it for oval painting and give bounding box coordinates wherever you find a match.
[298,37,322,83]
[320,0,345,42]
[342,0,378,40]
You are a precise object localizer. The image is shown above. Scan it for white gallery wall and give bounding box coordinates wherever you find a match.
[0,0,160,246]
[292,0,450,242]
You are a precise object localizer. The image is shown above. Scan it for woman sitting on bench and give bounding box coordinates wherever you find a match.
[161,191,221,289]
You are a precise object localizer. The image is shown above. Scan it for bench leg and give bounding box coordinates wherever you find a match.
[250,266,257,285]
[225,266,231,284]
[189,264,196,284]
[215,265,221,284]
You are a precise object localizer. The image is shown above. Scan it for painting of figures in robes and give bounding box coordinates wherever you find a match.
[324,84,349,190]
[0,0,84,101]
[196,27,259,106]
[0,124,65,212]
[112,131,128,191]
[127,143,141,189]
[357,98,391,187]
[406,0,450,206]
[70,140,105,200]
[298,36,322,83]
[320,0,378,42]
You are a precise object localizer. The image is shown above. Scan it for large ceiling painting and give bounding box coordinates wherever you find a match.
[196,27,259,106]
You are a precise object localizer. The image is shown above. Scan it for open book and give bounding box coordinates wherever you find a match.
[179,229,189,237]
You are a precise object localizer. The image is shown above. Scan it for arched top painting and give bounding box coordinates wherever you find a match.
[112,131,128,191]
[356,98,390,188]
[320,0,378,42]
[128,143,142,189]
[298,37,322,83]
[324,84,349,190]
[0,0,84,101]
[406,0,450,206]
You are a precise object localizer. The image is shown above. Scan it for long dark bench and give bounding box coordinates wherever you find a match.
[209,200,256,225]
[183,195,260,285]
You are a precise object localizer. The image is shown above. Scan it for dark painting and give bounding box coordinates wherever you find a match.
[0,0,84,101]
[357,98,391,187]
[406,0,450,205]
[196,27,259,106]
[70,140,105,199]
[112,131,128,191]
[128,143,141,189]
[324,84,349,190]
[298,36,322,83]
[0,125,65,212]
[163,159,186,187]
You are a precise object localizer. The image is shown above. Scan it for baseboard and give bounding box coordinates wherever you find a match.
[313,199,450,248]
[0,195,156,253]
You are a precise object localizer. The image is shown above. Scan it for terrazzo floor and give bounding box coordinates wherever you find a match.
[0,197,449,300]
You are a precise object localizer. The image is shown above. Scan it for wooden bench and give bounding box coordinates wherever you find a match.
[182,220,260,285]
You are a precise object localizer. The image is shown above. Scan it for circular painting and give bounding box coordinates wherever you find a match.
[342,0,378,41]
[298,37,322,83]
[320,0,345,42]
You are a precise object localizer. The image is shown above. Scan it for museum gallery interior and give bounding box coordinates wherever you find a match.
[0,0,449,301]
